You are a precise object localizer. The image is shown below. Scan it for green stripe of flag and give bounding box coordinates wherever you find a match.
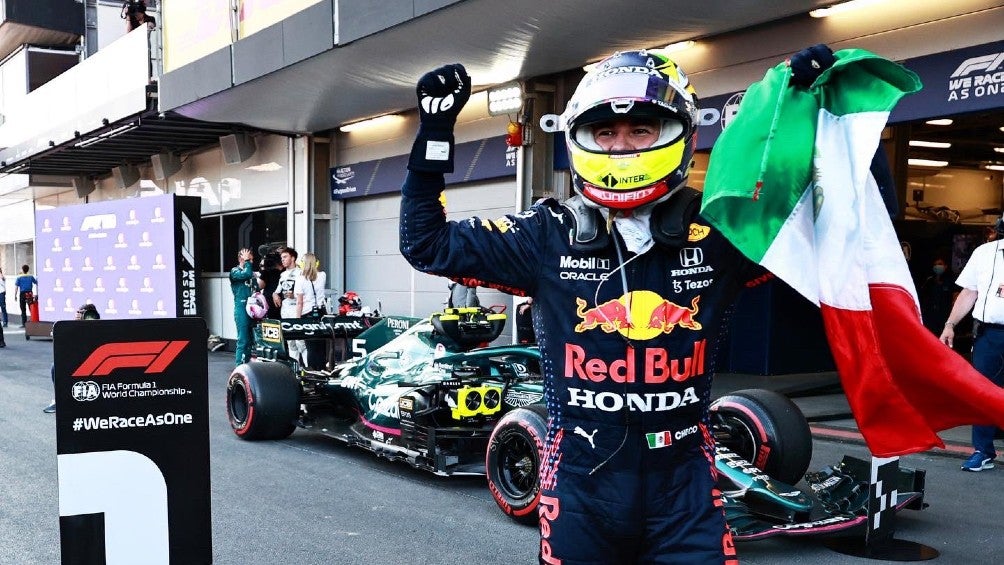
[701,49,921,263]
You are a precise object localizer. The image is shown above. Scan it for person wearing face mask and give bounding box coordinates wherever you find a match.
[920,256,956,336]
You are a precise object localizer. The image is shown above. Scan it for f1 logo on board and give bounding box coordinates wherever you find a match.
[80,214,117,232]
[72,341,189,377]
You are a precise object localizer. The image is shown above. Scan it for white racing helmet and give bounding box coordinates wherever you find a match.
[246,293,268,320]
[556,49,699,210]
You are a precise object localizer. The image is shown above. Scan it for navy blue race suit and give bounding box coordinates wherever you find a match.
[401,171,754,564]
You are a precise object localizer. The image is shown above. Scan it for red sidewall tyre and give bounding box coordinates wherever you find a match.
[711,388,812,485]
[486,404,548,524]
[227,361,299,441]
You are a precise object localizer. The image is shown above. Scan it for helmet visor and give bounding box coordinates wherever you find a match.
[572,115,685,153]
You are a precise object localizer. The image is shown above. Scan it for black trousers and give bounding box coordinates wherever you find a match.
[18,293,29,324]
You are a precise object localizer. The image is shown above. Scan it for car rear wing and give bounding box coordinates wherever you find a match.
[260,315,383,346]
[431,306,507,350]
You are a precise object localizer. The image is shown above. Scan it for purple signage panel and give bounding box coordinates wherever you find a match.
[34,194,201,321]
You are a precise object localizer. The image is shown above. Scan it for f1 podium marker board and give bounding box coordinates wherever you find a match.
[54,318,211,565]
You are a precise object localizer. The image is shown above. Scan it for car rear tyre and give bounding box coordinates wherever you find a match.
[711,388,812,485]
[227,361,299,440]
[486,404,548,524]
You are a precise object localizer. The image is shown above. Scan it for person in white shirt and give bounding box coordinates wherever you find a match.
[942,218,1004,471]
[272,246,304,362]
[273,246,301,317]
[295,252,328,369]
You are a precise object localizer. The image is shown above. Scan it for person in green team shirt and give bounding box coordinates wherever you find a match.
[229,248,257,364]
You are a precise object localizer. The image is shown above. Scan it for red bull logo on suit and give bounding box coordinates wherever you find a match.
[573,291,702,339]
[564,339,707,384]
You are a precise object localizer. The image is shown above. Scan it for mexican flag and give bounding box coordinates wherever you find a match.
[702,49,1004,457]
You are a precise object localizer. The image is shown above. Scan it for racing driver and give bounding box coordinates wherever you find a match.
[400,47,829,564]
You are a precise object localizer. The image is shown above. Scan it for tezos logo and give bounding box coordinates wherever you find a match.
[72,381,101,401]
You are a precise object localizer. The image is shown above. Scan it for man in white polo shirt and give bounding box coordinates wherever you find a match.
[941,218,1004,471]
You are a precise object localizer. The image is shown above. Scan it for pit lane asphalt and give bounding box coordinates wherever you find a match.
[2,327,1003,564]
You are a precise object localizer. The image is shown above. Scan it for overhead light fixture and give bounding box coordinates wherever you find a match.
[908,158,949,167]
[810,0,885,18]
[487,82,523,116]
[925,118,954,126]
[909,140,952,149]
[987,164,1004,171]
[339,114,404,133]
[106,124,137,138]
[245,162,283,172]
[663,40,696,53]
[994,147,1004,154]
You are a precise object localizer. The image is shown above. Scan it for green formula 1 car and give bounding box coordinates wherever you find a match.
[226,307,926,538]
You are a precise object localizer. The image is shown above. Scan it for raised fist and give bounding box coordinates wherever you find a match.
[416,64,471,127]
[408,63,471,173]
[788,44,835,88]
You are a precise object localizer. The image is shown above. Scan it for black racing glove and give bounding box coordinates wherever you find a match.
[408,63,471,173]
[788,44,835,87]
